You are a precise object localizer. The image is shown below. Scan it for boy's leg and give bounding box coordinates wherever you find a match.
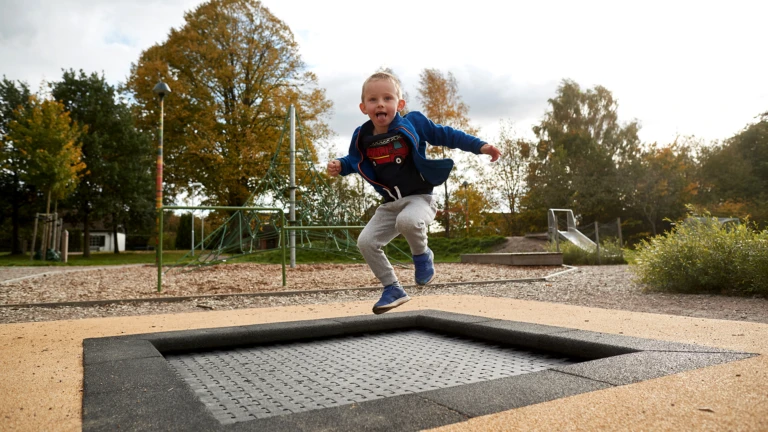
[357,202,400,286]
[394,195,437,256]
[358,202,411,314]
[395,195,438,285]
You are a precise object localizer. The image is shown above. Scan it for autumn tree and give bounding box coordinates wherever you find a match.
[484,120,536,235]
[416,68,478,237]
[627,142,699,235]
[447,181,491,237]
[0,77,33,254]
[525,79,641,229]
[51,69,154,255]
[125,0,333,209]
[8,97,85,217]
[697,113,768,225]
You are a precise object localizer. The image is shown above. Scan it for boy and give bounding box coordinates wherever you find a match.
[327,72,501,314]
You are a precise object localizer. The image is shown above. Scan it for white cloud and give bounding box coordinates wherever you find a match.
[1,0,766,153]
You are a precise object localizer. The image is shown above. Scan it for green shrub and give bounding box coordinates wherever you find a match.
[630,215,768,296]
[546,238,626,265]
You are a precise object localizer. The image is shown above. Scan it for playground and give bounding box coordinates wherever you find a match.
[2,110,767,431]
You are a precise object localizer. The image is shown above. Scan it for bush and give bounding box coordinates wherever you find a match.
[546,238,626,265]
[630,215,768,296]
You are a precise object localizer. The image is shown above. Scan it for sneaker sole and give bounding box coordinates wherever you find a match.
[415,272,435,286]
[372,295,411,315]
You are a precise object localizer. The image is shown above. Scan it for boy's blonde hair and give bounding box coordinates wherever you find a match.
[361,72,403,102]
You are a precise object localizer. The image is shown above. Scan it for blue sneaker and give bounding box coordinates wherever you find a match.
[372,283,411,315]
[413,248,435,285]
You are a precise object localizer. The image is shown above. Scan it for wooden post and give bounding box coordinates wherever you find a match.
[30,213,39,261]
[53,214,60,252]
[617,217,623,248]
[42,214,51,259]
[62,230,69,263]
[595,221,601,265]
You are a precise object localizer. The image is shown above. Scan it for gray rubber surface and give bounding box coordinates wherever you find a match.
[166,329,577,424]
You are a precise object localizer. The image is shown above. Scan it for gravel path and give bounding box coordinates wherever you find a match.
[1,264,766,325]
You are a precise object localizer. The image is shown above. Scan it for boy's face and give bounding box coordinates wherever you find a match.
[359,79,405,134]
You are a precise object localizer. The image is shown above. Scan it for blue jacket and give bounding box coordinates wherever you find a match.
[337,111,486,199]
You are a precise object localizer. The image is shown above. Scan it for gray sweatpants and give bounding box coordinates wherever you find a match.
[357,194,438,287]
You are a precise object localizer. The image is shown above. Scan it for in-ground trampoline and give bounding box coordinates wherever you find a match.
[82,310,755,431]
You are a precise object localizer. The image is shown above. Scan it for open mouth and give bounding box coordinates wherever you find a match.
[376,112,387,120]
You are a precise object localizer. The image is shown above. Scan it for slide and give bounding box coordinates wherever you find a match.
[558,228,596,251]
[548,209,597,252]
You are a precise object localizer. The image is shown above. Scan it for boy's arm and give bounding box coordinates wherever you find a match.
[408,111,501,162]
[480,143,501,162]
[408,111,485,154]
[332,127,364,176]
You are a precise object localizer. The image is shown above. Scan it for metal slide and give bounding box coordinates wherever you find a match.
[558,228,596,251]
[548,209,596,252]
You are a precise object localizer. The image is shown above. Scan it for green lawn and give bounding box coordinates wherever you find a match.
[0,236,509,267]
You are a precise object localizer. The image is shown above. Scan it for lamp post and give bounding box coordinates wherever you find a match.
[462,181,469,236]
[189,182,202,256]
[153,79,171,267]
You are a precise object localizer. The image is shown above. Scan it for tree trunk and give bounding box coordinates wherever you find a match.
[443,182,450,238]
[10,193,21,255]
[83,206,91,258]
[41,190,52,255]
[45,190,51,215]
[112,212,120,254]
[10,172,23,255]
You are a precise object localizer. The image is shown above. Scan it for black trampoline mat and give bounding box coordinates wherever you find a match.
[166,329,578,424]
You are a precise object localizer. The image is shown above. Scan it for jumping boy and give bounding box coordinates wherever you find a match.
[326,71,501,314]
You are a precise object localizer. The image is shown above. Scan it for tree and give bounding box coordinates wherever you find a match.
[697,114,768,225]
[628,142,698,235]
[484,120,536,235]
[175,212,192,250]
[525,79,641,229]
[8,97,85,217]
[0,77,33,254]
[446,182,491,237]
[125,0,333,210]
[416,68,478,237]
[51,69,154,255]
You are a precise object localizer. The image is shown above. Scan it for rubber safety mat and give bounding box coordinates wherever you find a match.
[165,329,578,425]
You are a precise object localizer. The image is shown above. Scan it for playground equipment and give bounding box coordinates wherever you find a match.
[158,106,409,290]
[547,209,596,252]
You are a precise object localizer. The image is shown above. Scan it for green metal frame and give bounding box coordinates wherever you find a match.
[157,206,285,292]
[157,206,366,292]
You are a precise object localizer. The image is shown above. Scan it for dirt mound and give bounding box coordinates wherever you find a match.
[491,236,548,253]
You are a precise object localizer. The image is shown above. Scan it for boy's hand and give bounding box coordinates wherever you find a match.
[480,144,501,162]
[326,160,341,177]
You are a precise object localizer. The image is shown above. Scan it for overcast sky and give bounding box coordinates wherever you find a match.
[2,0,766,155]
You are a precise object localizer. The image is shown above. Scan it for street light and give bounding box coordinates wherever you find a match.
[462,181,470,236]
[152,78,171,267]
[189,182,202,256]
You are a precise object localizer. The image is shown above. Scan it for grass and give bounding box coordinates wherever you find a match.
[226,236,507,265]
[0,236,509,267]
